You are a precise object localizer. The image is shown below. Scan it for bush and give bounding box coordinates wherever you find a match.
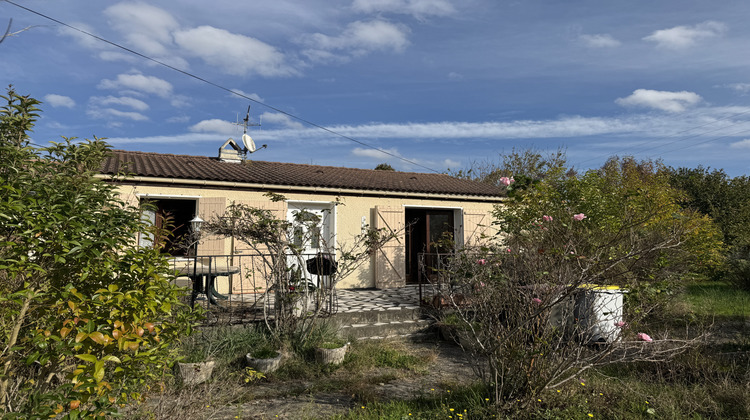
[0,88,201,417]
[434,156,717,405]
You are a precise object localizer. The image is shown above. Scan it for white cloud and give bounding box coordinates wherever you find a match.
[615,89,702,113]
[443,158,461,168]
[98,73,174,98]
[87,107,148,121]
[170,95,191,108]
[352,147,401,159]
[90,96,149,112]
[229,89,264,102]
[188,119,238,135]
[725,83,750,95]
[352,0,456,19]
[174,26,296,77]
[579,34,621,48]
[58,22,102,50]
[44,94,75,108]
[98,51,140,64]
[167,115,190,124]
[448,72,463,80]
[103,3,180,57]
[259,112,303,129]
[730,139,750,149]
[101,107,750,148]
[302,20,410,59]
[643,21,726,50]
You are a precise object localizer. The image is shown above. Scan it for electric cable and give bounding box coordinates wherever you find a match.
[3,0,440,173]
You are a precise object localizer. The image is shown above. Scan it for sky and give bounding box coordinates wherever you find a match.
[2,0,750,176]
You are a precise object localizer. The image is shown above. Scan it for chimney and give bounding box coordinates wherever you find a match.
[219,138,243,163]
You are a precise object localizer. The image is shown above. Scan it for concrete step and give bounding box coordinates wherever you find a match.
[338,318,434,340]
[331,306,424,325]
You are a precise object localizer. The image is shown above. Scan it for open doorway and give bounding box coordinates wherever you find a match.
[139,198,197,256]
[405,208,456,284]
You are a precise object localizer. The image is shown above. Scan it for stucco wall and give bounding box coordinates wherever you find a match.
[116,182,501,290]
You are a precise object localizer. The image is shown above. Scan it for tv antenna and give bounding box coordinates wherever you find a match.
[234,105,266,156]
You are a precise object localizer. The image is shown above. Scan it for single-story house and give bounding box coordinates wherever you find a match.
[99,146,506,292]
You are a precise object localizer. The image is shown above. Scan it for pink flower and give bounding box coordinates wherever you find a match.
[573,213,587,221]
[532,298,542,305]
[499,176,512,186]
[637,333,653,342]
[477,258,487,265]
[542,215,553,222]
[615,321,627,328]
[506,248,512,253]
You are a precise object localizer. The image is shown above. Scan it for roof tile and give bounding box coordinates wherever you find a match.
[101,150,506,198]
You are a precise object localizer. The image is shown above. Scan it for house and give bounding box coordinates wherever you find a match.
[99,148,506,292]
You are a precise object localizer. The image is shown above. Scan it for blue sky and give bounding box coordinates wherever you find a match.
[3,0,750,175]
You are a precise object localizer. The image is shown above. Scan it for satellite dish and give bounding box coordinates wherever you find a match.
[241,133,257,153]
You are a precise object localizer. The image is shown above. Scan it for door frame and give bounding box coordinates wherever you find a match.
[404,206,463,284]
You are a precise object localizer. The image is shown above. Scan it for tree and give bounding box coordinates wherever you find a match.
[433,156,720,406]
[204,196,395,342]
[449,147,570,190]
[0,88,200,417]
[374,163,395,171]
[669,166,750,287]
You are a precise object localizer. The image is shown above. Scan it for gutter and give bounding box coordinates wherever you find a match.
[96,174,506,203]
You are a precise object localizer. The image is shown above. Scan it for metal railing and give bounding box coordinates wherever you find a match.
[169,252,338,325]
[416,251,454,307]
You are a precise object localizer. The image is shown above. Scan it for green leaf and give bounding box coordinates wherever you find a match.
[75,353,97,363]
[94,361,105,382]
[101,355,121,363]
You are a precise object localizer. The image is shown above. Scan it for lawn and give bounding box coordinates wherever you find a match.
[682,280,750,318]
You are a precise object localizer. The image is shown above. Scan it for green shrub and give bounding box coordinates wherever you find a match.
[0,88,201,418]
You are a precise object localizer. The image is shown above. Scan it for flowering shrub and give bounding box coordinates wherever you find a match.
[433,156,718,405]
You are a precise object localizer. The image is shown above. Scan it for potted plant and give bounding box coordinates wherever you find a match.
[176,339,217,386]
[315,339,349,365]
[245,344,283,374]
[275,267,318,317]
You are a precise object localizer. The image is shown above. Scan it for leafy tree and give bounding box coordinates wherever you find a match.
[374,163,395,171]
[449,147,570,190]
[669,166,750,287]
[0,88,200,417]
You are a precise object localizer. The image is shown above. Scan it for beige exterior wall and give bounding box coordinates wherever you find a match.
[116,182,501,290]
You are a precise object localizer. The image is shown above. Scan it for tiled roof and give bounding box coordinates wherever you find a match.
[101,150,506,198]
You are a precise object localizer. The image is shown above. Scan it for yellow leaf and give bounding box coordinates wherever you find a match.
[75,332,87,343]
[88,331,106,345]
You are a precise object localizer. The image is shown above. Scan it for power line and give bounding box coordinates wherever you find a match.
[3,0,440,173]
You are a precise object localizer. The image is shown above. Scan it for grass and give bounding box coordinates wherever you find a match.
[681,280,750,318]
[134,281,750,419]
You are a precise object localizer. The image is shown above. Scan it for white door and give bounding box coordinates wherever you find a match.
[287,203,334,287]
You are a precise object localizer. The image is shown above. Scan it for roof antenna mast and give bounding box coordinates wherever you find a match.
[236,105,266,158]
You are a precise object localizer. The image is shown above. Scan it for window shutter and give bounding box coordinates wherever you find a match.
[373,206,406,289]
[462,208,491,246]
[197,197,227,255]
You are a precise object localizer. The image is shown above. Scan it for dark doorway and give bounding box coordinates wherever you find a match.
[140,198,197,256]
[405,209,455,284]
